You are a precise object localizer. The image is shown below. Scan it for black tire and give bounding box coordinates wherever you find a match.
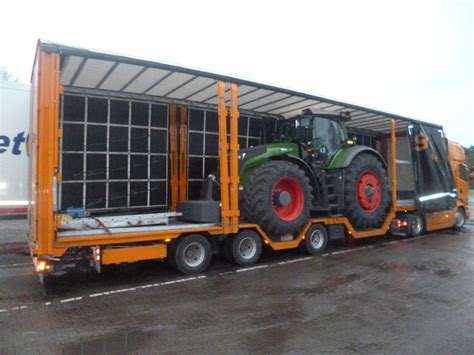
[169,234,212,274]
[453,208,466,230]
[410,214,424,237]
[226,230,262,266]
[241,161,312,237]
[223,235,235,263]
[299,224,328,255]
[343,153,389,229]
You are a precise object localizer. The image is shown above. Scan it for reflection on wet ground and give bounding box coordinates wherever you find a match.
[0,226,473,353]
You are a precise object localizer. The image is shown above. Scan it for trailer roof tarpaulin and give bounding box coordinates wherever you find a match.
[39,41,443,134]
[408,124,457,213]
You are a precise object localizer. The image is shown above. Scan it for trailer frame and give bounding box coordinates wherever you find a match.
[28,41,466,276]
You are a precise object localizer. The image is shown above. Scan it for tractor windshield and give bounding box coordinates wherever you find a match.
[278,116,347,165]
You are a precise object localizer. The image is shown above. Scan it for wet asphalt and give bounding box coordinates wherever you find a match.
[0,226,473,354]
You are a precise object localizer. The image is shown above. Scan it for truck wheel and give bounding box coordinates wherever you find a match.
[343,154,389,229]
[299,224,328,255]
[410,214,424,237]
[226,230,262,266]
[453,208,466,230]
[169,234,212,274]
[241,161,312,237]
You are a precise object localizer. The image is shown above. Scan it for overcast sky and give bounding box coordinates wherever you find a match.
[1,0,473,146]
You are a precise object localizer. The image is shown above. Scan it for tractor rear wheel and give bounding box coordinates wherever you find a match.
[241,161,312,237]
[343,153,389,229]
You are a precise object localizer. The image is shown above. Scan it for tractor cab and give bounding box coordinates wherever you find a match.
[277,109,351,167]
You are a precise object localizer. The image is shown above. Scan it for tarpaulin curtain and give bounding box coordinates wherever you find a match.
[408,124,457,213]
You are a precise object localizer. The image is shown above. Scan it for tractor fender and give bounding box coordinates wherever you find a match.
[334,146,387,170]
[269,155,329,209]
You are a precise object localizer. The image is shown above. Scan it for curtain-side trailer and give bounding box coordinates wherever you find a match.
[0,81,29,214]
[28,41,469,283]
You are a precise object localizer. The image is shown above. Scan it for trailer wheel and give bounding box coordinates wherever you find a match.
[299,224,328,255]
[453,208,466,230]
[226,230,262,266]
[169,234,212,274]
[410,214,424,237]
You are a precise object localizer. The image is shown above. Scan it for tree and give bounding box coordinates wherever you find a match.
[465,145,474,189]
[465,145,474,168]
[0,66,19,82]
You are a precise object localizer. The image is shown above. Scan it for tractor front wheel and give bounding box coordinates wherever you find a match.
[241,161,312,237]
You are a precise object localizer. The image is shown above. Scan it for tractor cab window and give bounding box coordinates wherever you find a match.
[277,116,346,165]
[313,117,346,165]
[278,117,313,143]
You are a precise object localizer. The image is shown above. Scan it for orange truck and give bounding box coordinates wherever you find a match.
[27,41,469,283]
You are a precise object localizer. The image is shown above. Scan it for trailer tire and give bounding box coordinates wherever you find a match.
[343,153,389,229]
[299,224,328,255]
[226,230,262,266]
[410,214,424,237]
[453,208,466,230]
[169,234,212,274]
[241,161,312,237]
[223,235,235,263]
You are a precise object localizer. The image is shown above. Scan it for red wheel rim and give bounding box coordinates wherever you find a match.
[271,177,304,221]
[357,171,381,212]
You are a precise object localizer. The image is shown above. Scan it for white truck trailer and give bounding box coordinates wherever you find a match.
[0,81,30,214]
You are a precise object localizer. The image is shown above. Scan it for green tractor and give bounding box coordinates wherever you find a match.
[238,109,389,237]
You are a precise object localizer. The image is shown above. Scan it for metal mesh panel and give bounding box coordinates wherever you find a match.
[186,109,263,200]
[59,94,169,212]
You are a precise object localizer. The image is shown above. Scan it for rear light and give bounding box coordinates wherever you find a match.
[34,259,50,273]
[396,219,408,228]
[92,246,101,261]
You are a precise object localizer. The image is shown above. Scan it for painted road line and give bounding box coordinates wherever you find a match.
[277,257,313,265]
[88,276,206,299]
[60,297,83,303]
[0,262,32,268]
[236,264,269,273]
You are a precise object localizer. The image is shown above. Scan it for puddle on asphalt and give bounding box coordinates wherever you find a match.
[61,328,155,354]
[369,260,456,278]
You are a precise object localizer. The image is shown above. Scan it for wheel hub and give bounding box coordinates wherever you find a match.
[273,191,291,207]
[357,171,381,212]
[271,176,305,221]
[456,211,465,226]
[309,230,324,249]
[238,237,257,260]
[183,242,205,267]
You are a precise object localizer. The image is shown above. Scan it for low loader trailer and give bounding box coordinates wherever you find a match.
[28,41,469,282]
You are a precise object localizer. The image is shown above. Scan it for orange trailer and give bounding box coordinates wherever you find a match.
[28,41,469,281]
